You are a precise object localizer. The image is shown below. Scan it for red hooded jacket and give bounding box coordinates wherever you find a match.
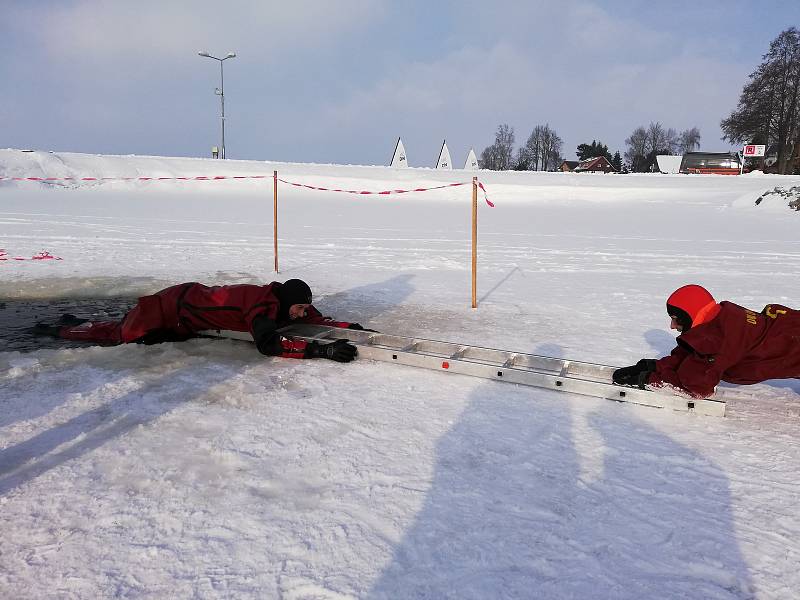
[650,301,800,397]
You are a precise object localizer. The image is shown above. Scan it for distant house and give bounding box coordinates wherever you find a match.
[574,156,614,173]
[559,160,579,172]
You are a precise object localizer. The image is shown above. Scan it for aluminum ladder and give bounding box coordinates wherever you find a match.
[202,324,727,417]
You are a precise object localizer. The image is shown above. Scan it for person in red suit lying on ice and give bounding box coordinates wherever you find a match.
[612,284,800,398]
[32,279,369,363]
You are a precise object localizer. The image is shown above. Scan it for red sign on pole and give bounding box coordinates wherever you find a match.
[743,144,766,157]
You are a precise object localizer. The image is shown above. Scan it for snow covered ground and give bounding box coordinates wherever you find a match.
[1,149,799,598]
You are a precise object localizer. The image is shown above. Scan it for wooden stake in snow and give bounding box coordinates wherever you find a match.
[472,176,478,309]
[273,170,279,273]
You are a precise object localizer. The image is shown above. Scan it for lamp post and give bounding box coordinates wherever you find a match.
[198,51,236,159]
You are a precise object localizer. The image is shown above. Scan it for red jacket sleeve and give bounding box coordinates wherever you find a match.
[297,305,352,329]
[648,344,720,398]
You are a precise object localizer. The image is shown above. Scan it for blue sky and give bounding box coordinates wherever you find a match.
[2,1,798,166]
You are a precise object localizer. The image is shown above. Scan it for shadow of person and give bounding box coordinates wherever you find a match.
[0,342,249,496]
[368,343,580,599]
[583,410,754,598]
[315,274,416,326]
[0,348,117,430]
[644,328,676,356]
[758,378,800,394]
[368,342,753,598]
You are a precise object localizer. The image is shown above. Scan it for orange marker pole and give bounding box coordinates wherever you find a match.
[273,170,279,273]
[472,176,478,309]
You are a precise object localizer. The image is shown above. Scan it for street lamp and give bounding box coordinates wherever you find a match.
[198,50,236,159]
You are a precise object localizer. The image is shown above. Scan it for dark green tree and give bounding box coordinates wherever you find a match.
[576,140,612,161]
[721,27,800,174]
[611,151,623,172]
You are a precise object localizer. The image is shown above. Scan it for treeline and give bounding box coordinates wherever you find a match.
[479,124,564,171]
[478,122,700,173]
[624,123,701,173]
[480,27,800,174]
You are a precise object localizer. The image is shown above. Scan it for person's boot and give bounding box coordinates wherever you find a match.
[29,322,63,337]
[57,313,89,327]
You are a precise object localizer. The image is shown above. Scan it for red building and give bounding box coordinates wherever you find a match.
[574,156,614,173]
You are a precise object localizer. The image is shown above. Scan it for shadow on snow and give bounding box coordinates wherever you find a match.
[368,342,754,599]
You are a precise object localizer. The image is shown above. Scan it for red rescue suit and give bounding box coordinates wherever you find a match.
[58,282,353,358]
[650,302,800,397]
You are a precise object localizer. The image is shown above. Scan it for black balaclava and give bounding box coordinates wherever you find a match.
[666,304,693,332]
[276,279,312,321]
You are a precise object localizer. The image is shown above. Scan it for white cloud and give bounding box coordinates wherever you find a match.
[3,0,755,161]
[27,1,387,68]
[315,2,748,160]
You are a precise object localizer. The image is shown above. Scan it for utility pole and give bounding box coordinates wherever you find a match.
[198,51,236,158]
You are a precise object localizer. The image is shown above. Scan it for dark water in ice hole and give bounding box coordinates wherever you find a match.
[0,298,136,353]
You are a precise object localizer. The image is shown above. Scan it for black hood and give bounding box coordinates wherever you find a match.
[275,279,312,321]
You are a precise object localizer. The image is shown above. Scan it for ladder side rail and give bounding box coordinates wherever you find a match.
[199,326,726,416]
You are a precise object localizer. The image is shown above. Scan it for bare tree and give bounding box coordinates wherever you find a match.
[645,121,665,156]
[645,122,678,154]
[678,127,702,153]
[514,147,531,170]
[540,125,563,171]
[665,128,679,154]
[479,145,499,170]
[518,124,562,171]
[626,122,689,171]
[479,124,516,170]
[624,126,648,172]
[524,126,543,171]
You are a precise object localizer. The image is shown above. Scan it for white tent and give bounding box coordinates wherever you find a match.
[436,140,452,170]
[390,138,408,168]
[656,155,682,174]
[463,148,478,170]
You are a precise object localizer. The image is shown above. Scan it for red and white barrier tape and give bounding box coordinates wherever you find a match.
[0,175,270,182]
[0,249,62,261]
[1,173,494,206]
[277,178,494,207]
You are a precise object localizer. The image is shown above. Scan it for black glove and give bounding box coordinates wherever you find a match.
[612,359,657,388]
[348,323,379,332]
[253,315,280,355]
[305,339,358,362]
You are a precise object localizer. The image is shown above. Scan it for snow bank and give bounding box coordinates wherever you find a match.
[2,149,800,598]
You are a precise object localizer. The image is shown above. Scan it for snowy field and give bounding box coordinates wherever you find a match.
[1,149,800,599]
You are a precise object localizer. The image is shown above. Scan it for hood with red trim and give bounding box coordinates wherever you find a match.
[666,284,718,331]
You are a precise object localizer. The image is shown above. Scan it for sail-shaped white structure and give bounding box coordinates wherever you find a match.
[463,148,478,170]
[390,137,408,168]
[436,140,452,169]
